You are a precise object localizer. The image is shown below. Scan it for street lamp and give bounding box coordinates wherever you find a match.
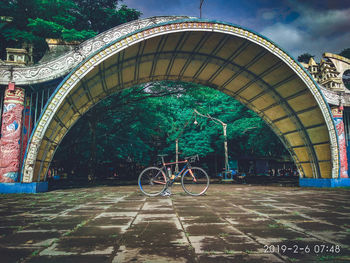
[199,0,205,19]
[193,109,229,174]
[194,114,198,125]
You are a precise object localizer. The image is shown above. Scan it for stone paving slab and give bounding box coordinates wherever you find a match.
[0,185,349,262]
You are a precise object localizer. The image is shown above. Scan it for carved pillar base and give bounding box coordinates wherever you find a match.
[331,106,348,178]
[0,85,25,183]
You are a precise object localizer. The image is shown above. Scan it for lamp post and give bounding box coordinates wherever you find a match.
[175,138,179,173]
[193,109,229,173]
[199,0,205,19]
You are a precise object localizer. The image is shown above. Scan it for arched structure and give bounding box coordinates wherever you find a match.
[21,18,339,183]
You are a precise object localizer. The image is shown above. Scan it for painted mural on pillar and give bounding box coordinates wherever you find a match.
[332,107,348,178]
[0,87,25,183]
[21,98,32,162]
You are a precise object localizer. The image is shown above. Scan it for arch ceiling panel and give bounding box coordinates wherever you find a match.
[21,19,339,182]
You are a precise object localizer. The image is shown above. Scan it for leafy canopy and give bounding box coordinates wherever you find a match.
[0,0,141,61]
[297,53,314,64]
[339,48,350,60]
[54,82,289,177]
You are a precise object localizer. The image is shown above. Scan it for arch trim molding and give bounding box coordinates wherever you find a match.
[21,19,340,182]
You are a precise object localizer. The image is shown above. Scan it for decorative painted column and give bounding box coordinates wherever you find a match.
[0,84,25,182]
[332,106,348,178]
[300,105,350,187]
[22,97,32,162]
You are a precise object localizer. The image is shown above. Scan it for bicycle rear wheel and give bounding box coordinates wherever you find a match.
[138,167,167,196]
[181,167,209,196]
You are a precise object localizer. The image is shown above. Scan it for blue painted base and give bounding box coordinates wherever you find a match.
[299,178,350,188]
[0,182,48,194]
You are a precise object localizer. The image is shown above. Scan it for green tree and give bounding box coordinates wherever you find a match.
[54,82,289,180]
[54,82,190,179]
[0,0,141,61]
[338,49,350,90]
[73,1,141,33]
[297,53,314,64]
[339,48,350,60]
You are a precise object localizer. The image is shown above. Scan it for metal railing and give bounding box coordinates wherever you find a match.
[0,86,4,133]
[344,107,350,147]
[18,84,57,181]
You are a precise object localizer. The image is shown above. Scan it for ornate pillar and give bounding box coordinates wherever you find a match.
[332,106,348,178]
[0,84,25,182]
[21,97,32,162]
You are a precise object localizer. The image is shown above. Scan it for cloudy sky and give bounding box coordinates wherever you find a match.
[124,0,350,61]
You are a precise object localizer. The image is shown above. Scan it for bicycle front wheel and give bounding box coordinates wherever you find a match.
[181,167,209,196]
[138,167,167,196]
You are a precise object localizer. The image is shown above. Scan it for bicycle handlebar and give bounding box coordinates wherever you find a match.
[184,154,199,163]
[157,154,199,164]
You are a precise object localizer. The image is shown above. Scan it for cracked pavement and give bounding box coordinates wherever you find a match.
[0,184,349,262]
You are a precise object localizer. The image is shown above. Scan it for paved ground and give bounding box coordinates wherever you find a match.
[0,184,349,263]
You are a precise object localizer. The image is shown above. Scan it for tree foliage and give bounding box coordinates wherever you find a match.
[54,82,289,178]
[339,48,350,60]
[297,53,314,64]
[0,0,141,61]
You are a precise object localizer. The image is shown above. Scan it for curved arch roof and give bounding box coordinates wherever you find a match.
[21,18,339,182]
[0,16,189,85]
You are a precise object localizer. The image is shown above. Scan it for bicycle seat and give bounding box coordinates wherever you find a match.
[157,154,168,157]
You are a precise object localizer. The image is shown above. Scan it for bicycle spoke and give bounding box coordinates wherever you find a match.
[138,167,166,196]
[181,167,209,196]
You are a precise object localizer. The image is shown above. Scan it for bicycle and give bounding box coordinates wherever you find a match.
[138,154,210,197]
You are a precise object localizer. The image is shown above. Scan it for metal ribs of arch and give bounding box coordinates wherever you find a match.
[21,19,339,182]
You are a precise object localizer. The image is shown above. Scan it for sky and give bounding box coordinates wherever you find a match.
[123,0,350,61]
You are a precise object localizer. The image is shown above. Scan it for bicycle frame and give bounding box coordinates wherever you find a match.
[160,159,196,184]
